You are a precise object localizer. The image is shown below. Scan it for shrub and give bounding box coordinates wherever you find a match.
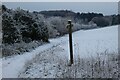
[47,17,68,35]
[2,41,45,57]
[2,12,20,44]
[92,17,109,27]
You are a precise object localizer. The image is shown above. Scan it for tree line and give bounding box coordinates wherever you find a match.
[2,5,120,45]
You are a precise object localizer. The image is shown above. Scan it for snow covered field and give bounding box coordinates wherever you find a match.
[2,25,118,78]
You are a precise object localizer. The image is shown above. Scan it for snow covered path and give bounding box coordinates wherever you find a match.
[2,35,69,78]
[2,25,118,78]
[19,43,69,78]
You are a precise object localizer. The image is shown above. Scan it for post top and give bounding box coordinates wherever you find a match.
[68,20,72,24]
[68,20,72,21]
[68,20,72,22]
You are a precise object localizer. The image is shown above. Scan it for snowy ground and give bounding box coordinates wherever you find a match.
[2,25,118,78]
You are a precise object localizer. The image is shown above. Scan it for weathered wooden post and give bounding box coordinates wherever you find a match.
[66,20,73,66]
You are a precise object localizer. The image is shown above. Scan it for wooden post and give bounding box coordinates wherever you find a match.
[67,20,73,66]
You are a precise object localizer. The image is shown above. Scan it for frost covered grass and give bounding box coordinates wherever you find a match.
[61,53,119,78]
[2,41,46,57]
[19,50,119,78]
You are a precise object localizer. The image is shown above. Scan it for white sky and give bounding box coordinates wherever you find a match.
[2,2,119,15]
[1,0,119,2]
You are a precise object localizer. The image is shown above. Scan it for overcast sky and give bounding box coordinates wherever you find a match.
[3,2,118,15]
